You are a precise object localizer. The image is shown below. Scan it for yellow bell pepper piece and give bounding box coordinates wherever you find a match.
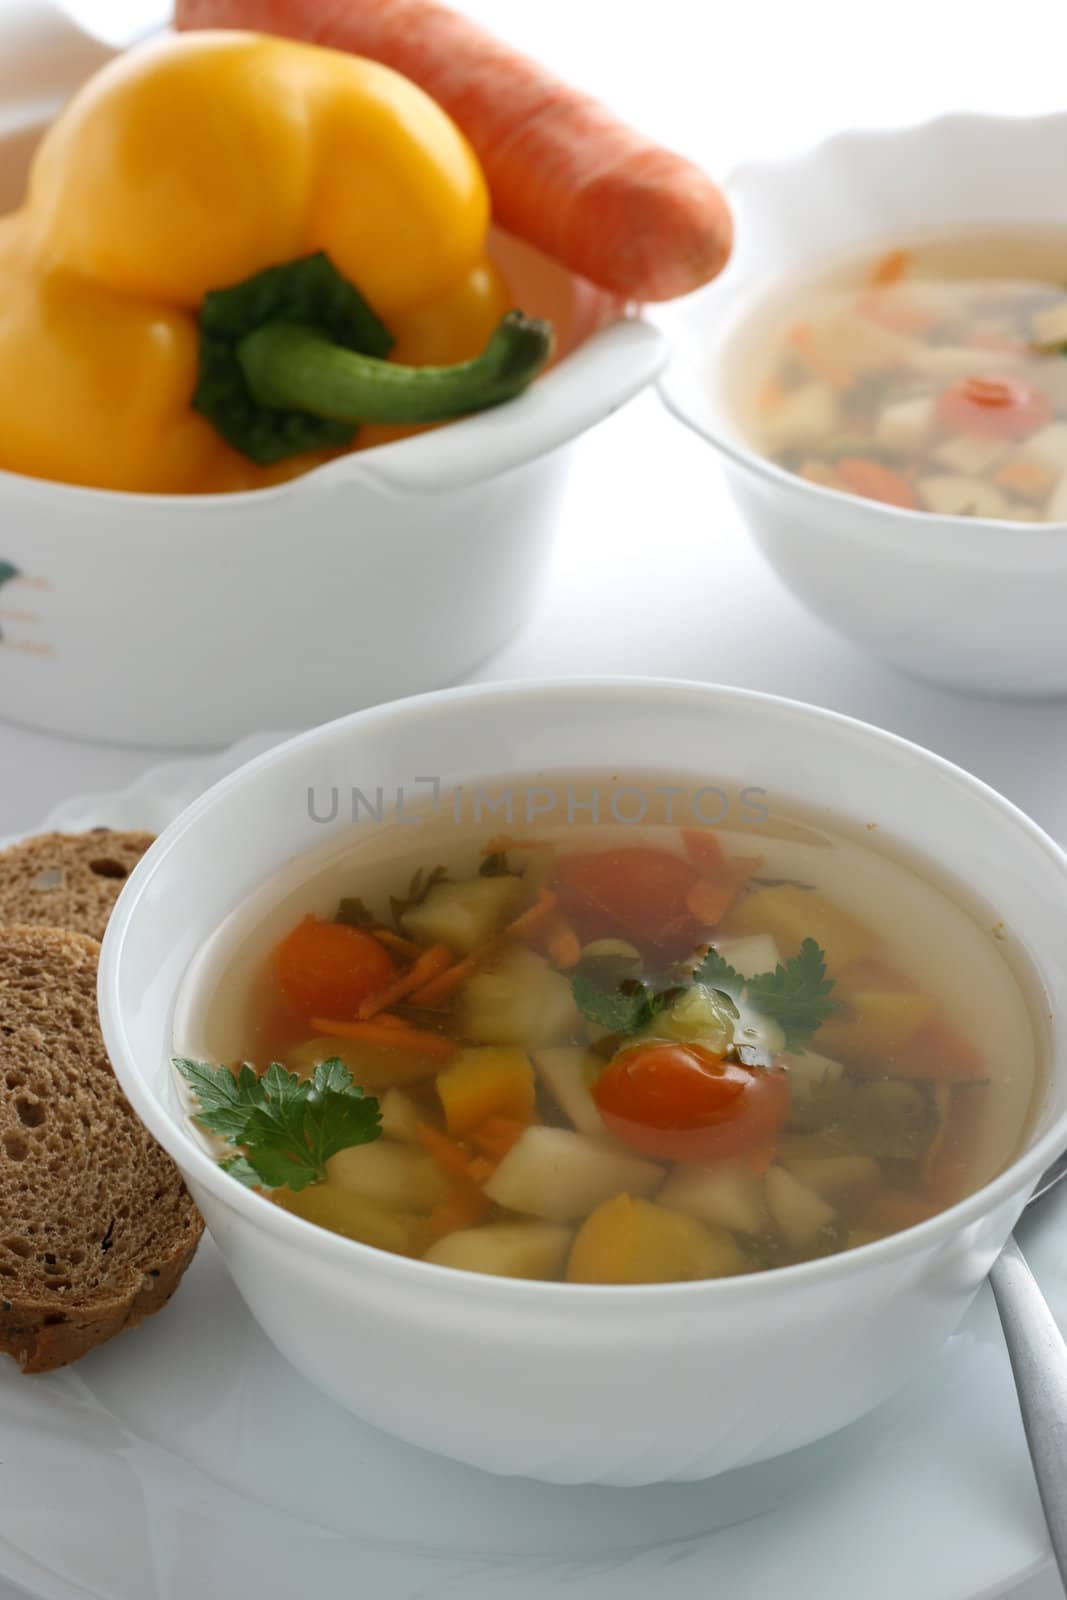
[567,1194,744,1284]
[436,1046,536,1136]
[0,33,514,493]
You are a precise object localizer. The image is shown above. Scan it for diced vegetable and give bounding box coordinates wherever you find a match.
[424,1221,572,1279]
[275,916,395,1020]
[566,1193,743,1283]
[758,381,837,449]
[725,885,878,977]
[711,935,782,981]
[532,1045,607,1137]
[1046,472,1067,522]
[287,1032,443,1087]
[816,989,935,1063]
[483,1125,662,1222]
[436,1046,535,1135]
[573,938,642,984]
[764,1164,837,1249]
[276,1182,429,1256]
[328,1139,449,1210]
[931,435,1010,475]
[401,875,524,954]
[461,946,582,1045]
[657,1159,767,1236]
[784,1155,882,1205]
[657,984,737,1051]
[1030,301,1067,346]
[916,474,1009,518]
[874,395,935,451]
[836,457,918,510]
[1014,420,1067,476]
[378,1086,423,1142]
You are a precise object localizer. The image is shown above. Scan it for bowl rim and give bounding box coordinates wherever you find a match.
[99,675,1067,1305]
[658,108,1067,543]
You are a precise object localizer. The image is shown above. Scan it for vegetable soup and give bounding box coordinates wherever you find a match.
[740,232,1067,522]
[176,775,1041,1284]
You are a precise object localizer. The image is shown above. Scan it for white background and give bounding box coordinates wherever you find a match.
[2,2,1067,1597]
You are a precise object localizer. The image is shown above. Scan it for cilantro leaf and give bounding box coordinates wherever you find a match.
[571,974,666,1036]
[693,939,838,1051]
[174,1056,381,1192]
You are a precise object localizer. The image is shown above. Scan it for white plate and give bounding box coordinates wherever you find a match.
[0,738,1062,1600]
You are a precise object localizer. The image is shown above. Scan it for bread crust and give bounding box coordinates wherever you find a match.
[0,925,203,1374]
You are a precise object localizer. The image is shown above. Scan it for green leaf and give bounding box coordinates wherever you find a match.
[478,851,511,878]
[173,1055,381,1193]
[693,938,838,1051]
[335,896,376,929]
[194,251,393,465]
[571,974,666,1036]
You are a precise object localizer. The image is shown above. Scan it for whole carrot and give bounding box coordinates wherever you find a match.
[174,0,733,301]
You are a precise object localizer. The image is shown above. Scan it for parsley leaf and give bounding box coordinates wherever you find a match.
[174,1056,381,1193]
[571,974,667,1036]
[693,938,838,1051]
[479,850,511,878]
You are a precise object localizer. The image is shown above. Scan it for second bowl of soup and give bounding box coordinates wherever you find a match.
[660,113,1067,696]
[98,678,1067,1483]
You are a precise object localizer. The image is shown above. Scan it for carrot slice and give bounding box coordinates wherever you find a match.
[681,829,725,873]
[836,457,919,510]
[545,914,581,970]
[309,1015,456,1060]
[357,942,454,1020]
[371,927,424,960]
[868,248,912,287]
[685,876,736,927]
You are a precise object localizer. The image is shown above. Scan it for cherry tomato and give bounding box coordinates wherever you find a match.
[275,915,394,1020]
[554,847,701,954]
[593,1041,790,1161]
[936,376,1052,440]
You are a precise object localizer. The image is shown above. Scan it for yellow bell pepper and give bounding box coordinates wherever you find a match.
[0,32,552,494]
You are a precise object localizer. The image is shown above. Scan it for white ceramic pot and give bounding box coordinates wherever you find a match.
[659,114,1067,698]
[0,11,665,746]
[99,678,1067,1485]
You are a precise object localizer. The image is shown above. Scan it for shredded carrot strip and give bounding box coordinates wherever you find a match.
[371,927,423,960]
[309,1015,456,1059]
[469,1116,528,1161]
[869,247,912,287]
[417,1124,479,1178]
[411,888,559,1008]
[786,322,848,389]
[545,914,581,970]
[357,942,454,1020]
[426,1180,490,1240]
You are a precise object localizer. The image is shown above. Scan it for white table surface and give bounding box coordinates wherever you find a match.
[3,1,1067,1595]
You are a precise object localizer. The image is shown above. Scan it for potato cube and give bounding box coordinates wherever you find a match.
[484,1125,662,1222]
[875,395,935,451]
[533,1046,607,1137]
[657,1160,767,1236]
[724,885,878,977]
[916,475,1009,519]
[931,435,1010,475]
[277,1183,429,1256]
[1030,300,1067,346]
[567,1194,743,1283]
[461,947,582,1046]
[711,934,781,981]
[378,1087,422,1143]
[759,381,838,449]
[327,1140,448,1211]
[402,875,522,954]
[436,1046,535,1135]
[784,1155,882,1205]
[1012,421,1067,477]
[765,1165,837,1249]
[816,989,935,1064]
[424,1222,572,1280]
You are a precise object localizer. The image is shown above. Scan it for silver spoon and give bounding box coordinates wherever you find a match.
[990,1151,1067,1585]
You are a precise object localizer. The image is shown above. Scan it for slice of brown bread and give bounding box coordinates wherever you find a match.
[0,925,203,1373]
[0,830,156,943]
